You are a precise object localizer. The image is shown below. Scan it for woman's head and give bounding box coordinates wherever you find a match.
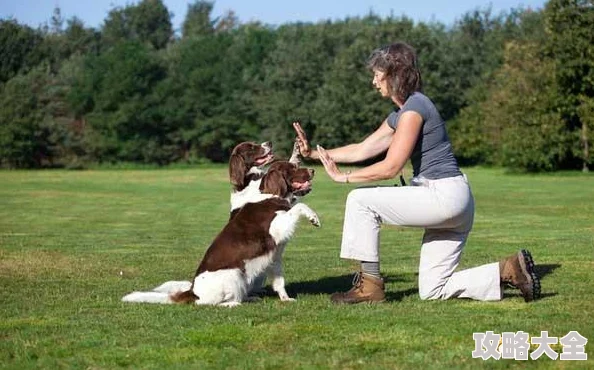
[367,42,422,103]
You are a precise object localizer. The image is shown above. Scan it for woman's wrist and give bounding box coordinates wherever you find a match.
[344,170,351,183]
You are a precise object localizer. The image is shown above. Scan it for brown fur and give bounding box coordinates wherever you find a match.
[175,161,314,303]
[229,142,271,191]
[260,161,314,197]
[170,289,198,304]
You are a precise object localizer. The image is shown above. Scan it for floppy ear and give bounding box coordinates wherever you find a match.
[260,169,289,197]
[229,154,246,189]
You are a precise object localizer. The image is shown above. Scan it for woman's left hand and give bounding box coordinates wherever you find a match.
[317,145,347,183]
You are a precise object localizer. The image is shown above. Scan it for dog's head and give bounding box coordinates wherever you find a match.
[229,141,274,191]
[260,161,315,199]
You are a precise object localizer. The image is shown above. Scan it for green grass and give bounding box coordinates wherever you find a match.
[1,166,593,369]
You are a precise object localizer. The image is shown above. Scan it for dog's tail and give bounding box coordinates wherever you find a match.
[121,291,174,304]
[151,280,192,293]
[169,289,199,304]
[122,280,197,304]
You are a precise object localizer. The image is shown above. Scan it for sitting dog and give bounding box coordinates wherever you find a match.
[122,161,319,306]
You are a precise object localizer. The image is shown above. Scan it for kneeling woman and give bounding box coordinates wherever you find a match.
[292,42,540,304]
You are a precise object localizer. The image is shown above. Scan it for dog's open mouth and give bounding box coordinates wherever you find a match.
[292,180,312,195]
[255,151,274,166]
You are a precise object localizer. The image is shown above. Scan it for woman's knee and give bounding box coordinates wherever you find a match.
[418,278,445,300]
[418,287,440,300]
[345,189,367,208]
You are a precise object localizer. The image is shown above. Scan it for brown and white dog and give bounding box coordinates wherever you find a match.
[228,141,275,195]
[121,161,318,307]
[230,141,302,214]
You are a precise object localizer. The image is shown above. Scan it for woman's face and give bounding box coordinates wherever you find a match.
[372,69,390,98]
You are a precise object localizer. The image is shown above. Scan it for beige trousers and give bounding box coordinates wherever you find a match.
[340,175,501,301]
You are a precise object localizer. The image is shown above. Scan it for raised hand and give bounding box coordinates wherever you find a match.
[292,121,311,158]
[317,145,346,183]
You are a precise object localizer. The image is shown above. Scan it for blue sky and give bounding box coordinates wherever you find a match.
[1,0,547,31]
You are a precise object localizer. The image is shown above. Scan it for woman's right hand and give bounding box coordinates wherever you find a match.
[292,121,311,158]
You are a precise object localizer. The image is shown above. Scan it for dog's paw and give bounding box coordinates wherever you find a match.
[280,296,296,302]
[309,213,321,227]
[219,301,242,308]
[289,140,302,165]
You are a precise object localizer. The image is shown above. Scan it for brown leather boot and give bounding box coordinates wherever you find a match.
[330,272,386,304]
[499,249,541,302]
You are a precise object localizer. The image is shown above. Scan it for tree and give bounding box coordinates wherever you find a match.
[0,20,46,83]
[451,41,568,171]
[544,0,594,171]
[69,41,168,163]
[182,1,215,38]
[131,0,172,49]
[0,67,51,167]
[102,0,172,49]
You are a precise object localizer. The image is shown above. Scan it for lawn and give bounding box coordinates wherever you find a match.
[1,166,593,369]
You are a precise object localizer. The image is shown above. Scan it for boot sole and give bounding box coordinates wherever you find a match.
[518,249,541,302]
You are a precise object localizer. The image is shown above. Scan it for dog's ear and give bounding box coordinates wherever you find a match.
[229,154,246,189]
[260,169,289,197]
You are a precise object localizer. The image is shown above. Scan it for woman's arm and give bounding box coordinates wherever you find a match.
[294,120,394,164]
[318,111,423,183]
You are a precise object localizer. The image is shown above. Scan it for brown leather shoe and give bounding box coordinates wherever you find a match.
[500,249,541,302]
[330,272,386,304]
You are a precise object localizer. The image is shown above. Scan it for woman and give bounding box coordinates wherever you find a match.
[293,42,540,304]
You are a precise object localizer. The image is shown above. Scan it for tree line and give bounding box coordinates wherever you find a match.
[0,0,592,171]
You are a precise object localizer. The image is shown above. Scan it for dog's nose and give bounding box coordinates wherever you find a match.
[309,168,315,176]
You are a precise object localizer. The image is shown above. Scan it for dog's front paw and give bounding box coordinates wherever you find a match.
[280,296,296,302]
[309,213,321,227]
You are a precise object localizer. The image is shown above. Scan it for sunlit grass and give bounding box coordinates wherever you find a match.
[0,166,593,369]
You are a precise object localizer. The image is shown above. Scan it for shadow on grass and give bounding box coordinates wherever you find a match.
[281,273,417,302]
[271,265,560,301]
[385,288,419,301]
[500,263,560,300]
[535,263,561,279]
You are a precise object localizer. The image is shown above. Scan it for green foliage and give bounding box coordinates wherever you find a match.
[0,67,51,167]
[452,40,569,171]
[182,0,215,38]
[102,0,172,49]
[69,41,169,163]
[544,0,594,170]
[312,17,415,148]
[1,2,593,171]
[0,20,46,83]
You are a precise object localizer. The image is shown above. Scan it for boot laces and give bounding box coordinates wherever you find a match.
[352,272,363,288]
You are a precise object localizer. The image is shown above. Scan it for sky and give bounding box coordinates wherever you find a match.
[1,0,548,31]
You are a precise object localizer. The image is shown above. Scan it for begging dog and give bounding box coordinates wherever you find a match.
[230,141,304,214]
[228,141,275,194]
[122,161,319,306]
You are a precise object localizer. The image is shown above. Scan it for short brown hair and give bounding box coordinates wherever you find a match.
[367,42,423,102]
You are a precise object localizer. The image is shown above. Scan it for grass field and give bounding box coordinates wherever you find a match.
[1,166,593,369]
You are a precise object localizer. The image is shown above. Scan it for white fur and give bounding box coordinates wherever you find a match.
[265,203,320,301]
[121,291,173,304]
[152,280,192,293]
[230,179,270,211]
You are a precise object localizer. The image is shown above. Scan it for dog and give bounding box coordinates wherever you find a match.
[230,141,303,214]
[122,161,319,306]
[228,141,274,194]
